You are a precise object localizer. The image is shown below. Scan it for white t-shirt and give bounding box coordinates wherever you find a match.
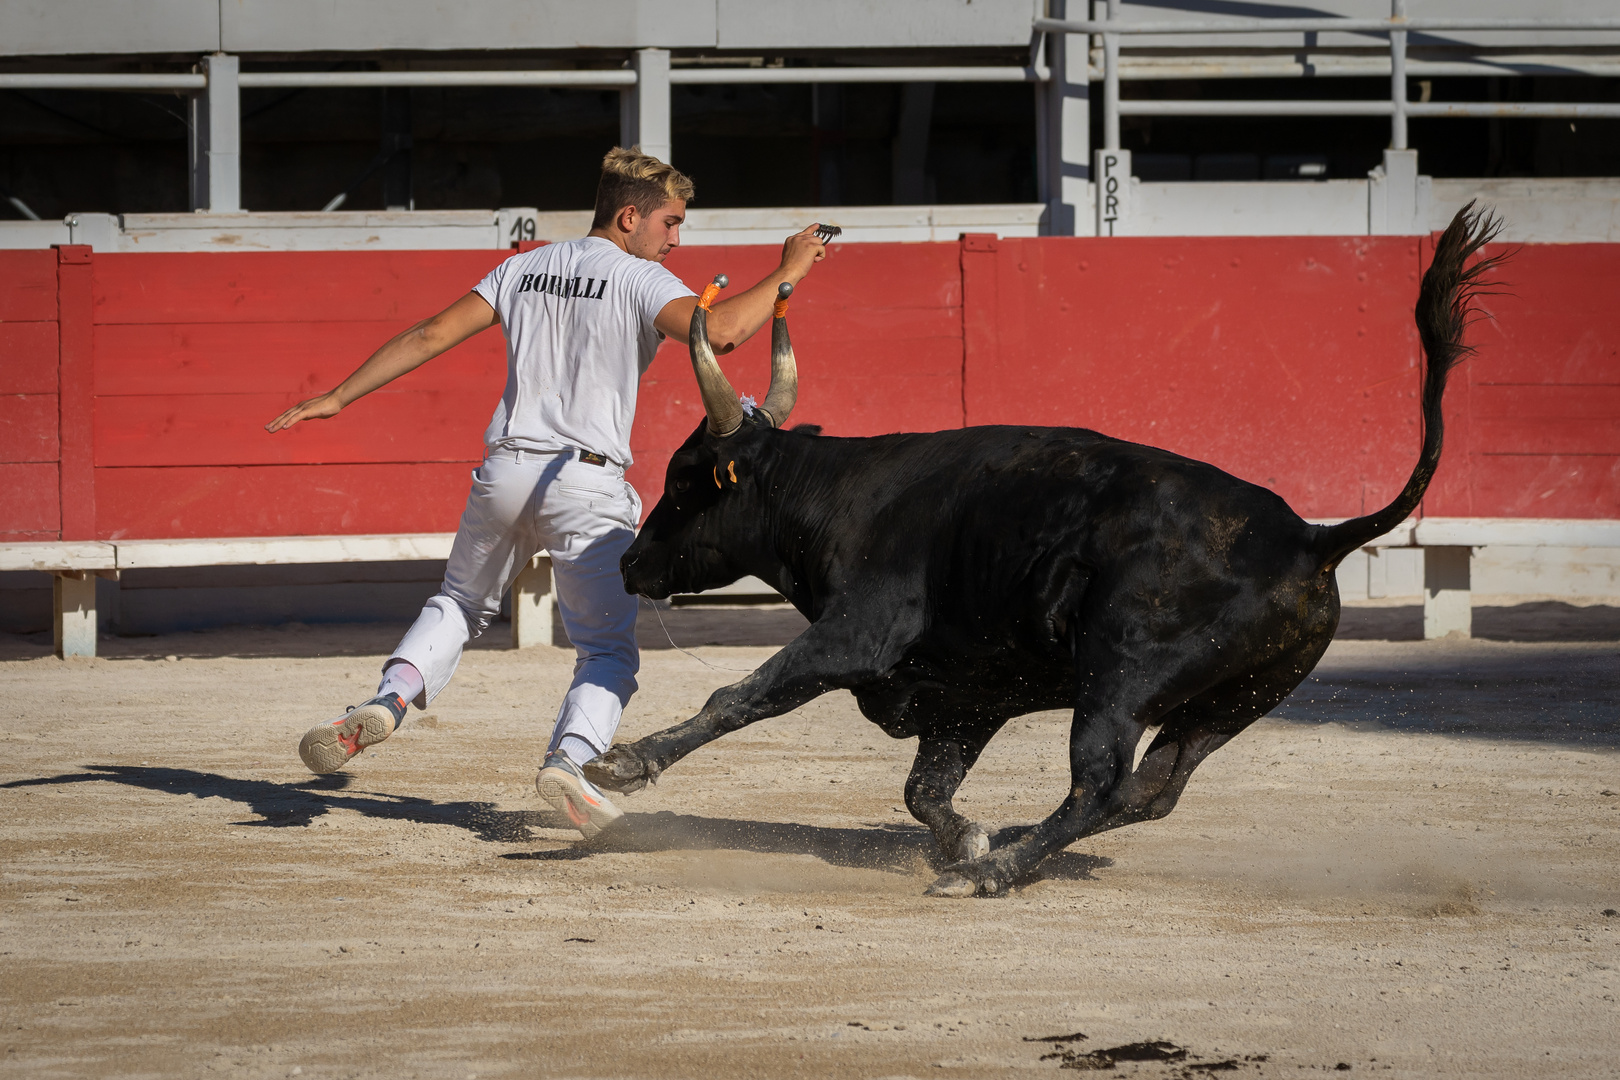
[472,236,695,466]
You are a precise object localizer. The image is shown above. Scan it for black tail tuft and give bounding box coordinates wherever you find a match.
[1313,202,1509,568]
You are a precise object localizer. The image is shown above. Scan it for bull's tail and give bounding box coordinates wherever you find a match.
[1312,202,1507,569]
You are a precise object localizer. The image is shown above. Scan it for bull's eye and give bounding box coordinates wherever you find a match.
[674,478,691,493]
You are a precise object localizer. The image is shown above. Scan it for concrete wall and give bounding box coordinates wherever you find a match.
[0,0,219,56]
[0,205,1046,253]
[5,180,1618,251]
[1069,175,1620,242]
[5,0,1616,57]
[0,0,1044,56]
[1126,179,1372,237]
[1429,179,1620,244]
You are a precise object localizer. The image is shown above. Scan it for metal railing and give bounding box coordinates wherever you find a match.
[2,9,1616,215]
[1035,5,1620,150]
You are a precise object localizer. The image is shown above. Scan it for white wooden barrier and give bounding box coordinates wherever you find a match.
[0,534,558,659]
[1321,517,1620,639]
[5,518,1616,656]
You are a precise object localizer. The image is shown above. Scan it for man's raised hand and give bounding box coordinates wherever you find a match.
[780,222,829,280]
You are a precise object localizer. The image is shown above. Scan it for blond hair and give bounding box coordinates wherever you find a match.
[591,146,695,229]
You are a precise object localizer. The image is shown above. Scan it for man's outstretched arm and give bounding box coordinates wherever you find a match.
[653,223,826,354]
[265,291,499,433]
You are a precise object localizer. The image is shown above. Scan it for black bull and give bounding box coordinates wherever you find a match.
[588,206,1504,898]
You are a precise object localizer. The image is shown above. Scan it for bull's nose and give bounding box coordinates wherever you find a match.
[620,545,666,598]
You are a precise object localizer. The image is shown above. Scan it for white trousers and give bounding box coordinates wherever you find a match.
[390,447,642,758]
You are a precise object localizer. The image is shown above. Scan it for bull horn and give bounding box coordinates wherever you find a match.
[690,274,744,437]
[757,282,798,429]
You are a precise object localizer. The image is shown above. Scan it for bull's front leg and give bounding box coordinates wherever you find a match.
[906,736,994,863]
[584,625,886,794]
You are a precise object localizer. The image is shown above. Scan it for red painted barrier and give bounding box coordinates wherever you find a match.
[1424,238,1620,518]
[1,235,1614,545]
[962,234,1427,519]
[86,250,508,538]
[0,250,62,540]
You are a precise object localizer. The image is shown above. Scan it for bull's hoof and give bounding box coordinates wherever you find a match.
[582,745,655,794]
[924,872,977,899]
[955,824,991,862]
[925,864,1008,899]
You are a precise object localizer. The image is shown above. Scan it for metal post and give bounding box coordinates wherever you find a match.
[1103,0,1121,150]
[622,48,672,164]
[1390,0,1408,149]
[1037,0,1091,236]
[189,53,241,211]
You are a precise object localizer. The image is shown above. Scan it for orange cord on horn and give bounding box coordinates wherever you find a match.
[772,296,791,319]
[698,274,728,311]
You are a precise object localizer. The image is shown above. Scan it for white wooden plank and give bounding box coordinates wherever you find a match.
[1414,518,1620,548]
[0,542,117,572]
[113,534,462,568]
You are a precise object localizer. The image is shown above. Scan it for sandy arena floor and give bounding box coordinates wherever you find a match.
[2,605,1617,1080]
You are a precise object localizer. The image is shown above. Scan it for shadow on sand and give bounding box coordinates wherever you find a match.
[0,765,1108,883]
[1278,641,1620,748]
[505,811,1110,882]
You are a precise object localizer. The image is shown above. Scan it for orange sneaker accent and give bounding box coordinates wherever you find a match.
[335,725,361,757]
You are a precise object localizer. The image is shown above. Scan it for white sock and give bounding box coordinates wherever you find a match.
[558,734,599,765]
[376,661,424,707]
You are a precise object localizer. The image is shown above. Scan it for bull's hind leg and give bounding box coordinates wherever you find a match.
[926,658,1178,898]
[925,616,1260,899]
[927,643,1330,898]
[1081,643,1331,839]
[906,731,998,862]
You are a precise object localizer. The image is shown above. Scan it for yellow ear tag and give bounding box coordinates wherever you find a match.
[713,465,722,489]
[727,460,738,483]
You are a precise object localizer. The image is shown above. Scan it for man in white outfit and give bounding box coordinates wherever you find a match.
[266,147,826,836]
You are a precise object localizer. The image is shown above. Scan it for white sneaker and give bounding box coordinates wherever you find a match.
[535,749,624,839]
[298,693,407,775]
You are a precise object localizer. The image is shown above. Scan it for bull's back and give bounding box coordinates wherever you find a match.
[864,425,1315,645]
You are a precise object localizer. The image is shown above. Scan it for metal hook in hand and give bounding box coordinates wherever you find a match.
[814,223,842,243]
